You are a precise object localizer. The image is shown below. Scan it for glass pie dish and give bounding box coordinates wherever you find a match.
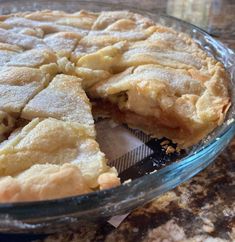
[0,0,234,234]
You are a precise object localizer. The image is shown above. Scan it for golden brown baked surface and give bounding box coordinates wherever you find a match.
[0,10,230,202]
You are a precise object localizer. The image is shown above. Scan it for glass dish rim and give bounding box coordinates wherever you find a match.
[0,6,233,219]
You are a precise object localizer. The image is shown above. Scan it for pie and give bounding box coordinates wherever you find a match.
[0,10,230,202]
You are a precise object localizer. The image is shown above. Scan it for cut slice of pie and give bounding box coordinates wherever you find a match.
[22,74,94,127]
[0,118,119,190]
[89,64,230,147]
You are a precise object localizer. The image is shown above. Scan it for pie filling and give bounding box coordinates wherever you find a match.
[91,99,215,148]
[88,64,230,147]
[0,10,230,202]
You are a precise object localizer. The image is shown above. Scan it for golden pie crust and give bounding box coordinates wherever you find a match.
[0,10,230,202]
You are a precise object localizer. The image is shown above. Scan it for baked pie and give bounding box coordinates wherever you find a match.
[0,10,230,202]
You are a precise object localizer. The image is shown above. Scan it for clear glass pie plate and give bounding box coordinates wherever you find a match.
[0,0,234,234]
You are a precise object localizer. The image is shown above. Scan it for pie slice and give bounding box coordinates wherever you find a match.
[0,118,119,190]
[0,64,58,116]
[89,64,230,147]
[21,74,94,127]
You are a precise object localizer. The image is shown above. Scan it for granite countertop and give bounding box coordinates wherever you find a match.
[40,1,234,241]
[0,0,234,241]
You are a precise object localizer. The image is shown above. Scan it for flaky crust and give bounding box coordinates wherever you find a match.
[0,163,91,202]
[0,163,120,202]
[0,9,230,201]
[22,74,94,126]
[0,65,57,116]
